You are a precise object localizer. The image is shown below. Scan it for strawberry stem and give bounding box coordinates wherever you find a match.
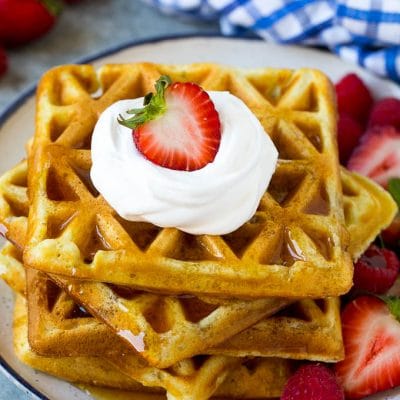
[118,75,172,129]
[379,295,400,322]
[388,178,400,210]
[40,0,63,16]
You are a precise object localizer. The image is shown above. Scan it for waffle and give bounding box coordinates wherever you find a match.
[0,160,28,251]
[1,165,395,398]
[24,63,353,298]
[341,170,397,259]
[12,275,291,399]
[210,169,397,361]
[0,163,291,367]
[0,160,395,365]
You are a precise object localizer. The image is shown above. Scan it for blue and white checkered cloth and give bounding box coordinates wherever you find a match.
[145,0,400,83]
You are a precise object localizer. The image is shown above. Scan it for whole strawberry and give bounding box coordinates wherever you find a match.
[369,98,400,130]
[0,46,7,77]
[281,363,344,400]
[335,73,373,125]
[353,244,400,294]
[0,0,62,47]
[337,113,363,164]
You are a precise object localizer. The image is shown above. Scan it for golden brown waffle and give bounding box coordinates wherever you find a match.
[0,161,28,251]
[24,63,353,298]
[13,283,238,400]
[0,164,291,367]
[5,245,292,399]
[26,267,131,357]
[2,164,395,398]
[15,296,291,399]
[0,242,25,295]
[49,273,288,367]
[210,169,397,361]
[342,170,397,259]
[13,293,290,399]
[0,161,395,365]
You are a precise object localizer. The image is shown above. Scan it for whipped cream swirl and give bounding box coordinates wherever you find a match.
[91,92,278,235]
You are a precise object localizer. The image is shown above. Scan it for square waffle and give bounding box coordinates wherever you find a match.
[14,292,293,399]
[1,161,290,367]
[0,161,396,366]
[1,163,396,398]
[24,63,353,298]
[7,256,291,399]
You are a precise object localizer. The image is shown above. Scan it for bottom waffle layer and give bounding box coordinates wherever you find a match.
[14,295,292,399]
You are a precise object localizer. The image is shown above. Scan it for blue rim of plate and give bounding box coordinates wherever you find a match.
[0,32,262,400]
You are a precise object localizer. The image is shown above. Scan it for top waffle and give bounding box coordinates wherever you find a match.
[24,63,352,298]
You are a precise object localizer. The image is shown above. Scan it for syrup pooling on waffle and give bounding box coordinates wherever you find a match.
[25,63,352,298]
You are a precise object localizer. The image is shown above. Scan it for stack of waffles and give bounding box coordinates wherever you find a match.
[0,63,397,399]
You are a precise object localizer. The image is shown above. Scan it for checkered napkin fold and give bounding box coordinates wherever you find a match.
[145,0,400,83]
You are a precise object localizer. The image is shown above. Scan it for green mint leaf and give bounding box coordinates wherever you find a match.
[118,75,172,130]
[388,178,400,210]
[379,295,400,322]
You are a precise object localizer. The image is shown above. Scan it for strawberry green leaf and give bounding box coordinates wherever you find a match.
[379,295,400,322]
[40,0,63,16]
[118,75,172,129]
[388,178,400,209]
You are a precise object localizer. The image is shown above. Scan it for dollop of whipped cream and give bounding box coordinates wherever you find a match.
[91,92,278,235]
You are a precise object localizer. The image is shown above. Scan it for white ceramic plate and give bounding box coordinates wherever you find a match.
[1,35,400,400]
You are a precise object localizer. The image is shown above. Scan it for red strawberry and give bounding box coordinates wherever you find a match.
[369,98,400,130]
[353,244,400,294]
[335,73,373,125]
[382,215,400,248]
[0,46,7,77]
[337,113,363,164]
[281,363,344,400]
[0,0,62,48]
[118,75,221,171]
[335,296,400,399]
[347,125,400,187]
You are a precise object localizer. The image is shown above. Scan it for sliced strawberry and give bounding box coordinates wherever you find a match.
[281,363,344,400]
[335,296,400,399]
[347,125,400,187]
[369,98,400,130]
[335,73,373,125]
[118,75,221,171]
[337,113,363,165]
[353,244,400,294]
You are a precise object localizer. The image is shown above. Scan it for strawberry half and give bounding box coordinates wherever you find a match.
[347,125,400,187]
[118,75,221,171]
[335,296,400,399]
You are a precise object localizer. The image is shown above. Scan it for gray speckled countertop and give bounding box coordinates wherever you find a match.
[0,1,218,398]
